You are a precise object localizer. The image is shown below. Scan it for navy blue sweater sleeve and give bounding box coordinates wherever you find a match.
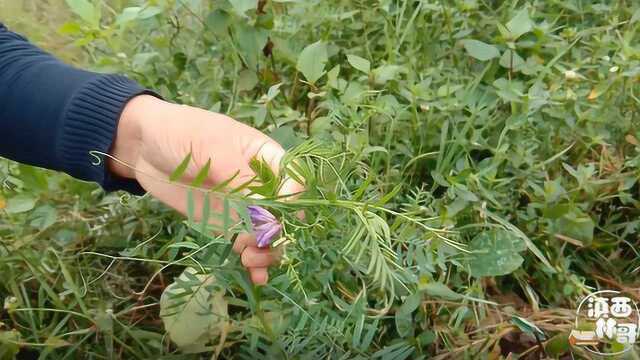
[0,22,149,195]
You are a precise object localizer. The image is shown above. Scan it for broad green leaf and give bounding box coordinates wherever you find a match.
[271,126,303,150]
[169,152,192,182]
[116,6,162,26]
[395,292,421,337]
[5,195,36,214]
[327,65,341,88]
[230,0,257,16]
[233,23,269,70]
[29,205,57,230]
[237,69,259,91]
[462,39,500,61]
[555,210,594,246]
[468,229,526,277]
[138,6,162,19]
[632,8,640,24]
[65,0,100,27]
[499,50,525,71]
[116,7,142,25]
[160,268,227,349]
[347,54,371,73]
[206,9,231,35]
[493,78,524,102]
[372,64,403,85]
[297,41,328,84]
[506,9,533,39]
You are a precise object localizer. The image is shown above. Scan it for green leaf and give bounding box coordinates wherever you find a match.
[395,292,421,337]
[462,39,500,61]
[499,50,525,72]
[545,333,571,357]
[29,205,57,230]
[160,268,227,349]
[297,41,328,84]
[237,69,259,91]
[222,198,230,240]
[270,126,303,150]
[511,315,546,340]
[555,210,595,246]
[233,23,269,70]
[206,9,231,35]
[190,158,211,188]
[248,157,277,196]
[229,0,257,16]
[347,54,371,73]
[168,242,201,250]
[169,152,192,182]
[5,195,36,214]
[468,229,526,277]
[115,7,160,25]
[0,330,20,359]
[372,64,404,85]
[506,9,533,40]
[493,78,524,102]
[422,282,463,300]
[64,0,100,27]
[210,170,240,192]
[186,189,195,227]
[632,8,640,24]
[199,193,211,241]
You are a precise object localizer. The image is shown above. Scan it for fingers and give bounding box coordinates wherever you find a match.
[233,233,280,285]
[252,139,305,199]
[241,247,277,268]
[249,267,268,285]
[232,232,254,254]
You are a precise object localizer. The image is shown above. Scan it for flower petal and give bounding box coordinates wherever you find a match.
[256,224,282,248]
[247,205,276,224]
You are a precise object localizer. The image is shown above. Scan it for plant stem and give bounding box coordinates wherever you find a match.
[253,285,275,340]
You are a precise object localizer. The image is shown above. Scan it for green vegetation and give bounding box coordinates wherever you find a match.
[1,0,639,358]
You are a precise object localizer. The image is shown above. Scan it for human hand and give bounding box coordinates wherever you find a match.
[108,95,303,284]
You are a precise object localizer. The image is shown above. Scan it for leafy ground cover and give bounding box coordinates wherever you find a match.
[1,0,639,358]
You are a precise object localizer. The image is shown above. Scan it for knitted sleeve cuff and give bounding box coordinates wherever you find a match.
[57,74,158,196]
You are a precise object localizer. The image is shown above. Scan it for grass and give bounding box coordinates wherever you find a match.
[1,0,640,358]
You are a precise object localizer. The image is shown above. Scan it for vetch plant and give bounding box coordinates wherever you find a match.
[3,0,639,358]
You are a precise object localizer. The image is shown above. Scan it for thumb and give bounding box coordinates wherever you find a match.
[252,140,305,200]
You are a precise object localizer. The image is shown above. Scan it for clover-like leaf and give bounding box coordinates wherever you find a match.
[297,41,328,84]
[468,229,526,277]
[160,268,228,350]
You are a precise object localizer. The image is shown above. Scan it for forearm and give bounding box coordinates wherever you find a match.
[0,22,151,194]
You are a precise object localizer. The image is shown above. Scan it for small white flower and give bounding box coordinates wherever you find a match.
[564,70,579,80]
[609,66,619,73]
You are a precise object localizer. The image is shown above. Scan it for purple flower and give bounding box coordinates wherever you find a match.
[247,206,282,248]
